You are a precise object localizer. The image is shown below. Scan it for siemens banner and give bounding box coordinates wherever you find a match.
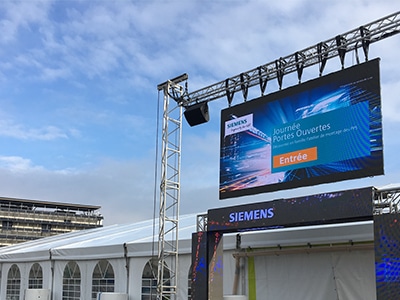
[208,187,373,232]
[220,59,384,199]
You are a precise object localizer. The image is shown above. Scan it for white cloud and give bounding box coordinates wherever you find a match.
[0,156,43,172]
[0,0,51,44]
[0,119,68,140]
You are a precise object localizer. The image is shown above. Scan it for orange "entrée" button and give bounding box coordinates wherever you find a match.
[273,147,318,168]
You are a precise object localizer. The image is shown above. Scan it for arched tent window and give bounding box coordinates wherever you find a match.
[91,259,115,299]
[62,261,81,300]
[29,263,43,289]
[141,258,170,300]
[6,264,21,300]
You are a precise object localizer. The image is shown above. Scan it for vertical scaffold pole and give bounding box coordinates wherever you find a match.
[157,74,187,300]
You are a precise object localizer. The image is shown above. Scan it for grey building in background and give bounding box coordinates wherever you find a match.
[0,197,103,247]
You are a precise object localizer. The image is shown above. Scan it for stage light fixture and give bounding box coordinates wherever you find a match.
[184,102,209,127]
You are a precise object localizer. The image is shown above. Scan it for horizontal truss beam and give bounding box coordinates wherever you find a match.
[374,186,400,214]
[177,11,400,107]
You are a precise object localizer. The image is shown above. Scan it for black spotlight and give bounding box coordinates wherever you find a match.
[184,102,209,127]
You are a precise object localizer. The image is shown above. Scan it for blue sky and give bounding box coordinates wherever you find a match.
[0,0,399,225]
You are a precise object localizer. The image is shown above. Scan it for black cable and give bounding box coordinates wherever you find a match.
[151,90,161,261]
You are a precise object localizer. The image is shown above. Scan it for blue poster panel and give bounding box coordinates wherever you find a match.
[220,59,383,199]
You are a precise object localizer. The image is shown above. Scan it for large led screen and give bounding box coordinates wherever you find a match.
[220,59,383,199]
[209,187,373,232]
[374,214,400,299]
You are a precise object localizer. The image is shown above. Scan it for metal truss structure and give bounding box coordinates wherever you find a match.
[156,74,187,300]
[177,11,400,108]
[196,213,208,232]
[373,186,400,215]
[156,11,400,300]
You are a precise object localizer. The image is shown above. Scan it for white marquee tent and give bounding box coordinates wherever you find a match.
[0,213,377,300]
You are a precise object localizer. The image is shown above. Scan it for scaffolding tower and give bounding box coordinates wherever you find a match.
[157,74,187,300]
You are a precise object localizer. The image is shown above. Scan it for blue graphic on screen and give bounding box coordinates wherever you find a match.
[220,59,383,199]
[374,214,400,299]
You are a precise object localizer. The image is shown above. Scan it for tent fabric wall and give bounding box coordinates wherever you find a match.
[0,260,53,300]
[127,257,152,298]
[0,214,376,300]
[333,250,376,299]
[52,258,128,300]
[252,250,376,300]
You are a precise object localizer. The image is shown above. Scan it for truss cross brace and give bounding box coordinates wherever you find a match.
[176,11,400,108]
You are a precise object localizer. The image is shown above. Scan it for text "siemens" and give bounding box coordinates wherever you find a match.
[229,208,274,222]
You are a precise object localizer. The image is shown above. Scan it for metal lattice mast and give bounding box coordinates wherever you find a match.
[157,74,187,300]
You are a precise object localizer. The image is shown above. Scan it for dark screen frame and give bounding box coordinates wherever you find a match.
[220,59,384,199]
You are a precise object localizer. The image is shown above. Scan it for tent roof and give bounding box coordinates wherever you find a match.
[0,213,373,262]
[0,214,199,262]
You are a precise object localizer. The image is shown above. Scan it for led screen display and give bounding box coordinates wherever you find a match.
[220,59,383,199]
[208,187,373,232]
[374,214,400,299]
